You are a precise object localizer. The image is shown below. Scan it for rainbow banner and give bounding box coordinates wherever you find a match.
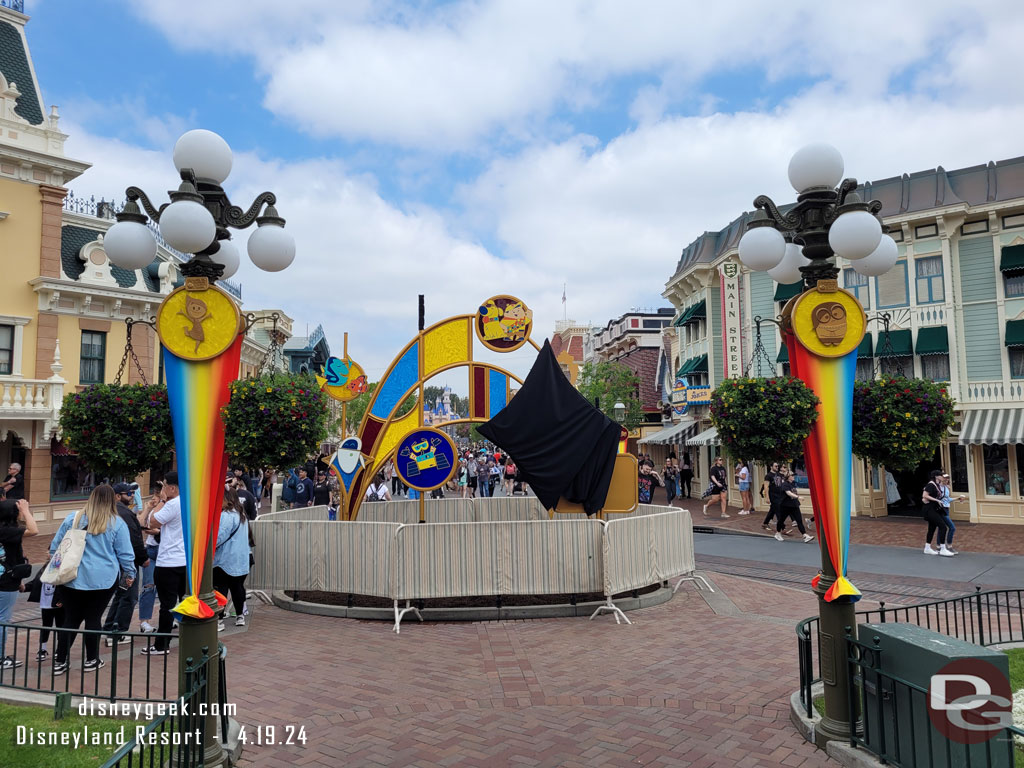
[783,281,866,603]
[156,279,245,620]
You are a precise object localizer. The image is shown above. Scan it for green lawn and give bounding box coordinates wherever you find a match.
[0,701,132,768]
[1005,647,1024,693]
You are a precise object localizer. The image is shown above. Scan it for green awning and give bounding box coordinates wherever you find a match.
[774,281,804,302]
[1000,244,1024,275]
[857,335,874,358]
[875,328,912,357]
[777,345,789,363]
[675,360,690,377]
[689,354,708,373]
[672,312,686,327]
[915,326,949,356]
[676,299,706,326]
[1006,319,1024,348]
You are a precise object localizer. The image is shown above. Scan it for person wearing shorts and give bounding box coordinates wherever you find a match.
[736,462,753,514]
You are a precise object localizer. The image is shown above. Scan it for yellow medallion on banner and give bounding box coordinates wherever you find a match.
[157,277,242,361]
[789,279,866,358]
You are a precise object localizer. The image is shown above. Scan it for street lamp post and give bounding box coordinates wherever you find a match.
[737,144,897,746]
[613,401,626,423]
[105,129,295,767]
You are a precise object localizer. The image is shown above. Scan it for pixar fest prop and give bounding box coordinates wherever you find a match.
[394,428,458,491]
[781,278,866,603]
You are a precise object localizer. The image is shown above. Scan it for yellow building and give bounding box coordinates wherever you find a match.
[0,5,293,529]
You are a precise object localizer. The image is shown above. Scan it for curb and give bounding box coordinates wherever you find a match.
[789,686,885,768]
[271,583,681,622]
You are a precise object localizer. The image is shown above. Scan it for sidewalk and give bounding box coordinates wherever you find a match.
[657,489,1024,556]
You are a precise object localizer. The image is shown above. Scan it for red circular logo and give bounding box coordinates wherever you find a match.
[926,658,1012,744]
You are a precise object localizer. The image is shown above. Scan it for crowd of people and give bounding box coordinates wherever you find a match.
[367,446,528,504]
[0,468,253,672]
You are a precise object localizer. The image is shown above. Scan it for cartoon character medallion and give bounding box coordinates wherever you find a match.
[475,295,533,352]
[394,427,458,491]
[315,356,367,402]
[787,279,865,358]
[156,277,241,361]
[330,436,368,494]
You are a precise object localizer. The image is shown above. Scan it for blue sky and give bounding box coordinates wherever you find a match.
[20,0,1024,379]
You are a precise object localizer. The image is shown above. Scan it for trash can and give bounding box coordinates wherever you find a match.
[857,622,1012,768]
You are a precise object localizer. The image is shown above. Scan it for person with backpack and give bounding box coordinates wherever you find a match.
[364,473,392,502]
[922,470,954,557]
[1,498,37,669]
[773,471,814,543]
[214,489,251,630]
[48,485,136,674]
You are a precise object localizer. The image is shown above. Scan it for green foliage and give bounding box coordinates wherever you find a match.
[710,376,820,465]
[58,383,173,479]
[344,381,417,434]
[575,361,644,428]
[223,372,329,469]
[852,376,955,472]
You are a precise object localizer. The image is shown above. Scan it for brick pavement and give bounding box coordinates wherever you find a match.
[219,574,837,768]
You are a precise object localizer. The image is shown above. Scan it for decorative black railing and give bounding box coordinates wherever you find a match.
[0,622,175,702]
[846,633,1024,767]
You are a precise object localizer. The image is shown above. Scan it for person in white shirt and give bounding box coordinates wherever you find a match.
[140,471,186,654]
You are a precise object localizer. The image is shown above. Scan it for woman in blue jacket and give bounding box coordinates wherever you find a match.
[49,485,136,675]
[214,489,250,630]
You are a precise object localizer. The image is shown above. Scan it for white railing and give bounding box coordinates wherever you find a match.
[0,377,64,416]
[959,379,1024,404]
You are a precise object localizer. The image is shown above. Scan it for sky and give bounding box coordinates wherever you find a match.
[21,0,1024,385]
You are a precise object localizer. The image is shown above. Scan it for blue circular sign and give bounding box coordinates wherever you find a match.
[394,427,458,491]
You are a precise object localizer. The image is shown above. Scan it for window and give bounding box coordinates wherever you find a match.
[948,443,970,493]
[1006,273,1024,298]
[0,324,12,375]
[780,362,791,377]
[80,331,106,384]
[880,356,912,377]
[51,454,94,499]
[982,444,1010,496]
[915,223,938,238]
[1011,349,1024,379]
[915,256,944,304]
[843,268,871,308]
[855,358,874,381]
[921,354,950,381]
[876,261,909,308]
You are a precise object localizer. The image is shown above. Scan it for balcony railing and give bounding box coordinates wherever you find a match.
[960,379,1024,404]
[0,376,63,416]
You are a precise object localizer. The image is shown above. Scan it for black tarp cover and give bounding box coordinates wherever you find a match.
[477,340,620,515]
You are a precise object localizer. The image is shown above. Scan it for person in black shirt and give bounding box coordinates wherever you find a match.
[232,478,258,521]
[1,463,24,501]
[922,469,953,556]
[1,498,38,668]
[773,472,814,543]
[637,461,663,504]
[103,483,149,643]
[702,456,730,518]
[292,468,315,508]
[761,462,781,531]
[312,472,331,507]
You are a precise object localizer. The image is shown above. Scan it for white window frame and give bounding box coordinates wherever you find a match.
[0,315,30,377]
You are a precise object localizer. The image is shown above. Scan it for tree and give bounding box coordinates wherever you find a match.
[852,376,955,471]
[59,383,174,480]
[222,372,330,469]
[575,361,644,428]
[344,381,417,434]
[709,376,820,465]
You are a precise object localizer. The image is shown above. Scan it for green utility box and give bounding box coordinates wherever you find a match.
[858,623,1012,768]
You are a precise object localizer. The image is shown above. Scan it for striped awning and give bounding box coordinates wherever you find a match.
[638,419,699,445]
[687,426,720,446]
[959,409,1024,445]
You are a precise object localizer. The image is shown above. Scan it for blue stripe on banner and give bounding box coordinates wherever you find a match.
[370,341,420,420]
[489,370,507,418]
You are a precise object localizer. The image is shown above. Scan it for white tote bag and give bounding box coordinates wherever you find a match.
[40,509,87,586]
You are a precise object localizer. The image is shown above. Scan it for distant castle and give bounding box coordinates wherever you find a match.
[423,386,460,426]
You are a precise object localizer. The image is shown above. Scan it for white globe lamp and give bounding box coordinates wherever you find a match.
[852,234,898,277]
[738,225,786,271]
[211,239,240,279]
[103,220,157,270]
[248,220,295,272]
[788,143,845,193]
[828,210,882,261]
[767,242,810,285]
[173,129,233,184]
[159,199,217,254]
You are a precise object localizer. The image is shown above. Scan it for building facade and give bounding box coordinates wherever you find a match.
[661,156,1024,525]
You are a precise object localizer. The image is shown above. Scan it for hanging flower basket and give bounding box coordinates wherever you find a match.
[710,376,820,465]
[221,372,330,470]
[58,383,173,480]
[852,376,955,472]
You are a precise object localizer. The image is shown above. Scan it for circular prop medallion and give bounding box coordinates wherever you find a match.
[790,286,866,358]
[157,282,241,361]
[316,356,367,402]
[394,427,458,491]
[475,295,533,352]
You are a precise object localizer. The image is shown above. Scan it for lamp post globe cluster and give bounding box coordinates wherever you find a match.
[737,143,898,287]
[103,128,296,278]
